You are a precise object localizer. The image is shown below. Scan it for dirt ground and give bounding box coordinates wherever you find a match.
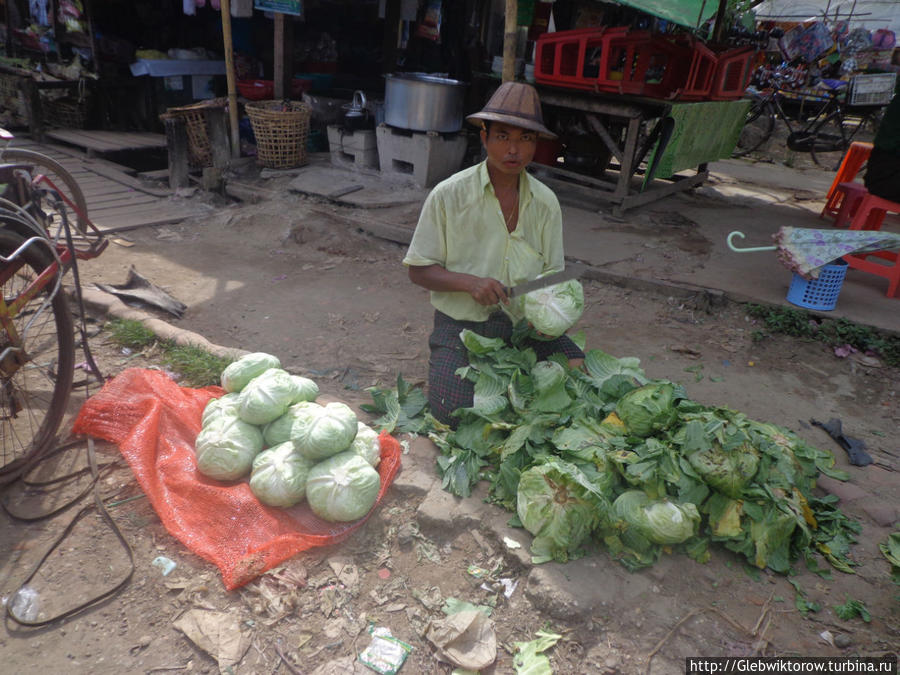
[1,161,898,674]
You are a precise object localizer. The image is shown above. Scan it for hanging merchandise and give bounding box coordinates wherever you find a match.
[841,27,873,54]
[416,0,442,42]
[28,0,52,27]
[529,1,554,41]
[58,0,86,34]
[872,29,896,51]
[779,22,834,63]
[183,0,196,16]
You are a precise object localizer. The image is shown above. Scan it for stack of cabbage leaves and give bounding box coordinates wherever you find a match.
[391,329,859,573]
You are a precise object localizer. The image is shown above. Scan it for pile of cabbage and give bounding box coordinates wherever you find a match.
[420,331,860,572]
[196,352,382,522]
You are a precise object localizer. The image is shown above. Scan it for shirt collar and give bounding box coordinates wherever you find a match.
[478,160,534,205]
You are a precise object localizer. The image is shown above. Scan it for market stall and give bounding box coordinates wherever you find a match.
[483,0,754,213]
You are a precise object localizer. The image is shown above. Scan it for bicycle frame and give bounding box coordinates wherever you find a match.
[0,170,107,378]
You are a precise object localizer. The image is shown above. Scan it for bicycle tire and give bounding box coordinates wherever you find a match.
[806,111,850,167]
[0,147,89,233]
[0,228,75,480]
[734,98,775,157]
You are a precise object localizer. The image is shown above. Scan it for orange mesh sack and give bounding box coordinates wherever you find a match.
[73,368,402,590]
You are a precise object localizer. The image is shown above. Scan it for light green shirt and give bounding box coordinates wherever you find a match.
[403,161,565,321]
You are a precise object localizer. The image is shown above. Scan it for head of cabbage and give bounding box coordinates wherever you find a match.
[305,451,381,522]
[687,440,760,499]
[349,422,381,467]
[263,401,321,448]
[201,392,240,427]
[614,381,680,438]
[195,415,264,481]
[290,375,319,404]
[292,401,359,460]
[249,442,313,507]
[516,458,609,564]
[220,352,281,393]
[522,278,584,338]
[237,368,302,426]
[612,490,699,545]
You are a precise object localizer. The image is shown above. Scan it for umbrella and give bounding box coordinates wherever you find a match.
[727,226,900,279]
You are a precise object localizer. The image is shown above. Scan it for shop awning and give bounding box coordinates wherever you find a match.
[614,0,720,29]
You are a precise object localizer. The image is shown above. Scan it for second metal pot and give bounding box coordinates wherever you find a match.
[384,73,467,133]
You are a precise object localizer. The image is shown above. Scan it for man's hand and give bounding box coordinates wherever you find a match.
[409,265,509,307]
[468,277,509,306]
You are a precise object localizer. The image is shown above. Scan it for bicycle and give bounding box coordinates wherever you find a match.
[0,128,107,483]
[734,75,888,166]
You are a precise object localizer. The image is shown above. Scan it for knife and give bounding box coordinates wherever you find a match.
[505,264,587,298]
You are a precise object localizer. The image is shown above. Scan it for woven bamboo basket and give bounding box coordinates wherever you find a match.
[245,100,311,168]
[160,98,228,167]
[43,96,90,129]
[0,73,29,127]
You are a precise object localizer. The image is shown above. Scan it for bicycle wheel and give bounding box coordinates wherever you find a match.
[0,228,75,481]
[733,98,775,157]
[0,147,89,234]
[805,112,851,167]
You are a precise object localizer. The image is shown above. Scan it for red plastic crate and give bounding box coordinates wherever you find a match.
[237,79,275,100]
[672,39,717,100]
[597,30,690,98]
[709,47,756,100]
[535,27,628,91]
[536,27,697,99]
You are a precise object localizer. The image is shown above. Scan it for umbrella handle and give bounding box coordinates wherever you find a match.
[727,231,777,253]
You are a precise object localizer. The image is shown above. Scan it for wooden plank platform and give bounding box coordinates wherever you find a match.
[4,137,211,232]
[43,129,168,154]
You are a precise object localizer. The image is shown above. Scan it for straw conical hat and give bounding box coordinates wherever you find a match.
[466,82,556,139]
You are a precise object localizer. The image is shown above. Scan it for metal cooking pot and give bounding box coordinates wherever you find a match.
[384,73,467,133]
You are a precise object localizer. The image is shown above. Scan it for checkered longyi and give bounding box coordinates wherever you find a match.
[427,310,585,427]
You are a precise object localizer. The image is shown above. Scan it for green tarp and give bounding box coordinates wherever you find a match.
[615,0,720,29]
[644,99,751,185]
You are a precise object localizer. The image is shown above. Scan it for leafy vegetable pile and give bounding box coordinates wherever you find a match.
[198,352,382,522]
[367,331,861,573]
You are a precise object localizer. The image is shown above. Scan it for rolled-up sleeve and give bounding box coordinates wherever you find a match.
[403,190,446,267]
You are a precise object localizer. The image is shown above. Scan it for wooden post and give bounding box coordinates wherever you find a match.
[206,107,231,169]
[22,79,45,142]
[220,0,241,159]
[164,116,190,189]
[274,13,286,99]
[502,0,519,83]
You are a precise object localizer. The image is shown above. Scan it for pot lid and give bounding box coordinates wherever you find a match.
[385,72,467,87]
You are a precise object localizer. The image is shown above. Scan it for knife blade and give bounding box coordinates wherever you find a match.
[506,264,587,299]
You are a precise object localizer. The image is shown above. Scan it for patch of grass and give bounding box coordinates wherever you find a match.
[745,304,900,367]
[106,319,233,387]
[108,318,156,349]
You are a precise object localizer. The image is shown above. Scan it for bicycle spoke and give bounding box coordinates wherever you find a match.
[0,229,74,476]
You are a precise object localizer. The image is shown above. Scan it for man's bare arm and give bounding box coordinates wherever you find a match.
[408,264,509,306]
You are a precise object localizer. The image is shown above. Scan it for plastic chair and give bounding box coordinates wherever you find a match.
[820,141,872,222]
[831,182,868,228]
[842,191,900,298]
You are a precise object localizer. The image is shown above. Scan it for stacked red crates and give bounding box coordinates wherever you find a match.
[536,27,691,98]
[535,28,756,101]
[673,38,718,100]
[709,47,756,100]
[535,27,628,92]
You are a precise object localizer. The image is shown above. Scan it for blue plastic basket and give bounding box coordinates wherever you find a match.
[786,260,848,311]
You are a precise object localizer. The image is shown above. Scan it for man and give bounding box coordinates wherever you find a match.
[864,92,900,202]
[403,82,584,426]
